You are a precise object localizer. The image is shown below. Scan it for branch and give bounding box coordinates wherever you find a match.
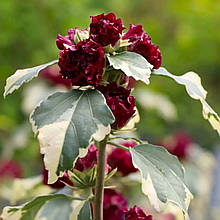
[106,141,129,152]
[109,136,143,144]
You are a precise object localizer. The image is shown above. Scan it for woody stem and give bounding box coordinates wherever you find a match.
[93,136,108,220]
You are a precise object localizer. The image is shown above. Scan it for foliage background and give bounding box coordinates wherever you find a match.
[0,0,219,178]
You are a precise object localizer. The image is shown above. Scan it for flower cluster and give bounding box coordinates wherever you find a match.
[57,13,161,87]
[56,12,162,129]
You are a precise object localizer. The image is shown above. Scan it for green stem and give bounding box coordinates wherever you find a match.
[93,136,108,220]
[109,136,143,144]
[106,141,129,152]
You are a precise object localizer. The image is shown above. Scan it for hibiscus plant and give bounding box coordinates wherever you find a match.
[2,13,220,220]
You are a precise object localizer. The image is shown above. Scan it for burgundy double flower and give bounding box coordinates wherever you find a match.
[108,141,138,176]
[123,24,162,69]
[90,13,125,46]
[58,39,105,87]
[97,82,136,129]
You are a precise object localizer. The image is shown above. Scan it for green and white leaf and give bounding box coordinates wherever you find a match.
[30,89,115,183]
[1,188,91,220]
[1,188,72,220]
[71,201,92,220]
[130,144,193,219]
[153,67,220,135]
[0,175,52,205]
[4,60,58,98]
[37,197,73,220]
[107,51,153,85]
[37,197,91,220]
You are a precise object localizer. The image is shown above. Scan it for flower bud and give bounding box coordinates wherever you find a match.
[56,27,88,50]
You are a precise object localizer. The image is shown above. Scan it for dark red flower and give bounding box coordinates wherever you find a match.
[123,24,162,69]
[0,160,22,180]
[58,39,105,86]
[103,189,128,220]
[74,144,110,173]
[131,38,162,69]
[74,144,98,172]
[43,168,73,189]
[90,13,125,46]
[56,27,88,50]
[97,82,136,129]
[122,24,147,43]
[108,141,138,176]
[39,65,72,88]
[124,205,152,220]
[159,132,192,159]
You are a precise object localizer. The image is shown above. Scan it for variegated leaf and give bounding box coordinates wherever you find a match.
[77,201,91,220]
[30,89,115,183]
[1,188,73,220]
[152,67,220,135]
[71,200,92,220]
[4,60,58,98]
[1,188,91,220]
[37,197,73,220]
[130,144,193,219]
[107,51,153,85]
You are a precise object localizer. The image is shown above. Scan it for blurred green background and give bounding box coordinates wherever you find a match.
[0,0,220,177]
